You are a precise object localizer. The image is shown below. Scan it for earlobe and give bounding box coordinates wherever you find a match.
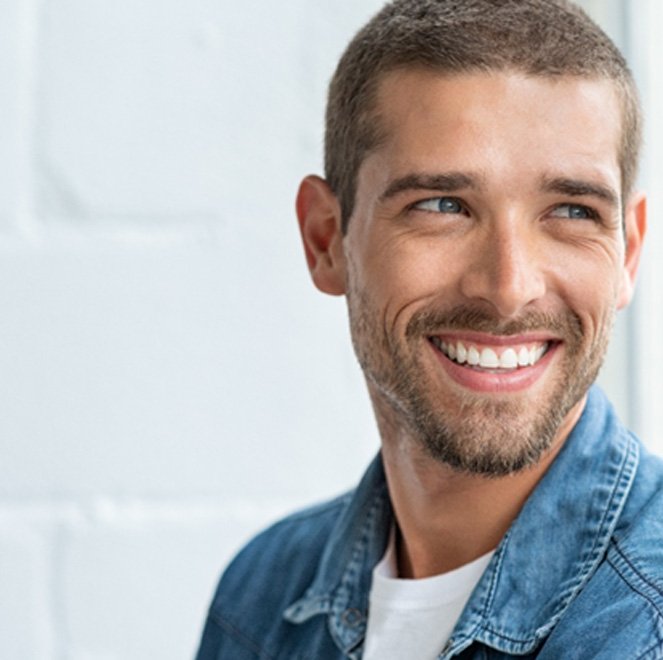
[296,175,347,295]
[617,192,647,309]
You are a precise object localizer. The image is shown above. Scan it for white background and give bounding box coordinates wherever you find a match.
[1,1,661,658]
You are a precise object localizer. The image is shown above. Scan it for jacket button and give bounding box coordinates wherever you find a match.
[341,608,364,627]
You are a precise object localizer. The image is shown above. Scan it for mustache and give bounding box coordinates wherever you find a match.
[405,305,583,340]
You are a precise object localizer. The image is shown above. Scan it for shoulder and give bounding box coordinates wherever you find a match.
[613,444,663,588]
[609,462,663,620]
[218,492,352,606]
[197,493,351,658]
[542,451,663,659]
[196,455,390,659]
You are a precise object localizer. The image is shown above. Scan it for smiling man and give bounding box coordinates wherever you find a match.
[197,2,663,658]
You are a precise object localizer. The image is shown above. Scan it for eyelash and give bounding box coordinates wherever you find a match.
[549,203,600,221]
[410,197,601,223]
[410,197,468,215]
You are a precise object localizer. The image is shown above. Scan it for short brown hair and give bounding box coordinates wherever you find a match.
[325,0,642,232]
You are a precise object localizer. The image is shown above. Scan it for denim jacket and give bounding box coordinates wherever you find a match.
[196,387,663,659]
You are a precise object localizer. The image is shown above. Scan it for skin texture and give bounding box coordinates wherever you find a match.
[297,69,646,577]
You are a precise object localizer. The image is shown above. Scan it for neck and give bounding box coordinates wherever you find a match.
[373,394,585,579]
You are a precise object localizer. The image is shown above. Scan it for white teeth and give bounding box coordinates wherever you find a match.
[435,338,550,370]
[500,348,518,369]
[456,343,467,364]
[479,348,499,368]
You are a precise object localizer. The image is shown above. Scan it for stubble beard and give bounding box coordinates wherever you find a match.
[347,286,614,477]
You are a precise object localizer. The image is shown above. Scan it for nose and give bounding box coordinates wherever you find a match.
[459,220,546,318]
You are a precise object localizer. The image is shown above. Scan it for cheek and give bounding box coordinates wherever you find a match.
[385,234,465,285]
[551,253,622,332]
[346,244,437,341]
[542,229,623,285]
[367,244,461,311]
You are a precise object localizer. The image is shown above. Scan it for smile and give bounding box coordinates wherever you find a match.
[429,337,552,371]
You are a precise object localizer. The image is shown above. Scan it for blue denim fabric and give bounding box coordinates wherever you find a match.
[196,387,663,659]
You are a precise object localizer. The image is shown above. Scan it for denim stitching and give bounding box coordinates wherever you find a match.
[609,543,663,618]
[478,431,638,649]
[210,611,275,660]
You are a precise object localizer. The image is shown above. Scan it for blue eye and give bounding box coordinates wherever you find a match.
[550,204,597,220]
[414,197,465,214]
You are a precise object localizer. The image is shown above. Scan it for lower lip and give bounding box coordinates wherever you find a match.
[429,340,559,393]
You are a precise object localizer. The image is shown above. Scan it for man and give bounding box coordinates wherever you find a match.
[197,1,662,658]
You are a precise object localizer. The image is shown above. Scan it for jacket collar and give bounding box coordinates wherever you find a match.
[450,387,639,655]
[284,387,639,656]
[283,454,391,654]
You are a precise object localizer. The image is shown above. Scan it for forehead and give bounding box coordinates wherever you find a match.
[363,68,622,193]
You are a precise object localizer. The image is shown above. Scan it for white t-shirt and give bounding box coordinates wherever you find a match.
[363,531,494,660]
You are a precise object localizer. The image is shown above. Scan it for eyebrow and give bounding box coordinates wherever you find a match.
[540,176,620,209]
[379,171,621,210]
[379,172,479,202]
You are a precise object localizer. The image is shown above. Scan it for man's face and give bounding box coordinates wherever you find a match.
[335,70,643,475]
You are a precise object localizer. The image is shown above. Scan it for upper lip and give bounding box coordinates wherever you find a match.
[428,331,561,346]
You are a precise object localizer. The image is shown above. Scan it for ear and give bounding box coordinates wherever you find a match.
[296,175,347,295]
[617,191,647,309]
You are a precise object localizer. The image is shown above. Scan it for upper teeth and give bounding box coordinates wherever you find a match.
[433,339,548,369]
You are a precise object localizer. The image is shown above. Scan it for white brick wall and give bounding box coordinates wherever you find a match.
[0,508,55,659]
[1,1,658,658]
[2,1,383,657]
[0,0,22,230]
